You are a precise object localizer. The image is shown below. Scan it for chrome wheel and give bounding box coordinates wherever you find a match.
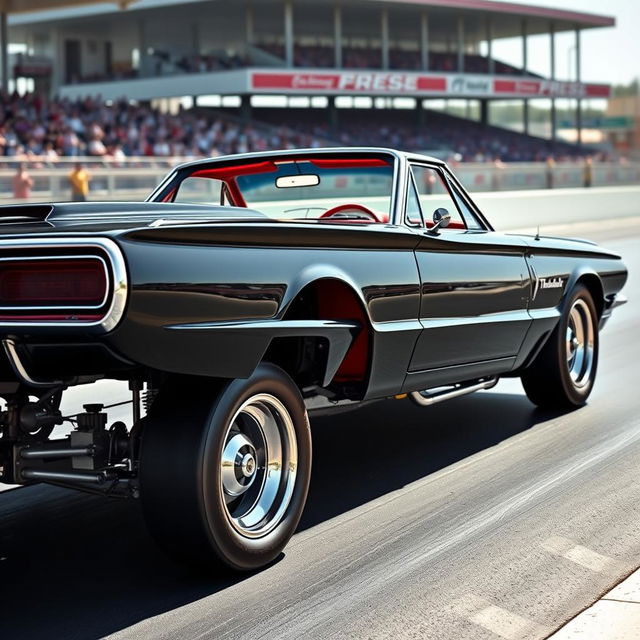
[521,285,599,409]
[565,298,595,389]
[220,393,298,539]
[141,364,311,571]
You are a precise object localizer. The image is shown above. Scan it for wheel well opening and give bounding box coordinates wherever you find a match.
[263,335,330,390]
[263,279,371,392]
[577,274,604,319]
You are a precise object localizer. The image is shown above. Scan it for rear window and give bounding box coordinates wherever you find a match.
[171,157,394,221]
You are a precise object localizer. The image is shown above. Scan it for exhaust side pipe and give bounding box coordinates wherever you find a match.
[409,377,498,407]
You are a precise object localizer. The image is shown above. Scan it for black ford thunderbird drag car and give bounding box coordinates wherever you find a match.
[0,148,627,571]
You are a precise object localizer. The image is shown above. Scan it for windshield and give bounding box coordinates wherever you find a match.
[166,156,395,222]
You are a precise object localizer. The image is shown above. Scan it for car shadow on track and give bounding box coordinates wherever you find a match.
[0,391,560,639]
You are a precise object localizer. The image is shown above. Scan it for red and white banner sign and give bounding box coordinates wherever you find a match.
[250,70,610,99]
[494,79,610,98]
[252,71,446,93]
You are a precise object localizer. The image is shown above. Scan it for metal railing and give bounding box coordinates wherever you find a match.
[452,162,640,192]
[1,160,638,203]
[0,156,186,169]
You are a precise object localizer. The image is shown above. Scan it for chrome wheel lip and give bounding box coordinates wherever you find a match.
[219,393,298,539]
[565,298,595,390]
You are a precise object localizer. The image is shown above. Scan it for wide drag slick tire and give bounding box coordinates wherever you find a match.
[521,284,599,409]
[139,364,312,571]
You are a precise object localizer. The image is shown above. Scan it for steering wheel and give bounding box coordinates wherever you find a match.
[319,203,381,222]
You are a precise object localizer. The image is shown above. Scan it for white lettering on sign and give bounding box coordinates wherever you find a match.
[291,75,336,90]
[355,75,372,91]
[338,73,417,92]
[251,71,606,99]
[448,75,492,95]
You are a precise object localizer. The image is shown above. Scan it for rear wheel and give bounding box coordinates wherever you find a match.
[521,285,599,409]
[140,363,312,571]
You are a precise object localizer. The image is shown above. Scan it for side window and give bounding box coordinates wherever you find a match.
[174,177,223,204]
[446,178,483,230]
[410,165,465,229]
[406,176,424,226]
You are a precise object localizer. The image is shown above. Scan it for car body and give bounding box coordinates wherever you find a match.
[0,148,627,570]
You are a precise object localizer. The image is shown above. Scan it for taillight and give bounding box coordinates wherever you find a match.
[0,258,108,308]
[0,238,125,330]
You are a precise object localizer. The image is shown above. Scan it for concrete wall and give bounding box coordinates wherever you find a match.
[475,186,640,231]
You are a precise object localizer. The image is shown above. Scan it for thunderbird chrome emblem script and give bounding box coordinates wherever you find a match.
[540,277,564,290]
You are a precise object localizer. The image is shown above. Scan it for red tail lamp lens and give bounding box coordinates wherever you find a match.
[0,259,107,307]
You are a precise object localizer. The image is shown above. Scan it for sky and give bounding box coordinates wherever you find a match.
[492,0,640,85]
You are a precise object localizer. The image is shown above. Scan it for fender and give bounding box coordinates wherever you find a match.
[165,318,360,386]
[563,267,604,316]
[514,266,604,373]
[280,264,372,323]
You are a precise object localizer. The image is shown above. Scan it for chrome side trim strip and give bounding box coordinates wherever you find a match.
[420,308,532,330]
[0,237,128,332]
[165,318,358,332]
[528,307,562,321]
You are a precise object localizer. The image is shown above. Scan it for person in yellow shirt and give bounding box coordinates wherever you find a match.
[69,162,91,202]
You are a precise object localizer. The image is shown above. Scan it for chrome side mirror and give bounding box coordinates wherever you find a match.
[428,207,451,235]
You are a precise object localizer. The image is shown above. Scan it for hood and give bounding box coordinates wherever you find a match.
[0,202,269,235]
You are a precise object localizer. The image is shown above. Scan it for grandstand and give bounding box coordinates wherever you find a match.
[4,0,616,160]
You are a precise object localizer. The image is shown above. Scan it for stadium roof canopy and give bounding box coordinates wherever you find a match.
[392,0,613,24]
[0,0,134,12]
[5,0,614,37]
[364,0,615,40]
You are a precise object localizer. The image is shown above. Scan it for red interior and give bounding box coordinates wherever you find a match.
[174,157,393,215]
[161,187,176,203]
[167,157,467,230]
[314,280,369,383]
[190,161,278,181]
[319,203,389,224]
[309,158,390,169]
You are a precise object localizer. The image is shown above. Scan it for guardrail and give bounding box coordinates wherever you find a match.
[0,168,165,201]
[0,158,179,201]
[0,156,185,169]
[0,159,638,202]
[454,162,640,192]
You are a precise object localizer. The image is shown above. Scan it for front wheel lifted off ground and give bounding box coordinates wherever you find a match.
[140,363,312,571]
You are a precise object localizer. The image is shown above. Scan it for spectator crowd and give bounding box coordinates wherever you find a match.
[0,91,603,166]
[257,109,596,163]
[0,92,325,161]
